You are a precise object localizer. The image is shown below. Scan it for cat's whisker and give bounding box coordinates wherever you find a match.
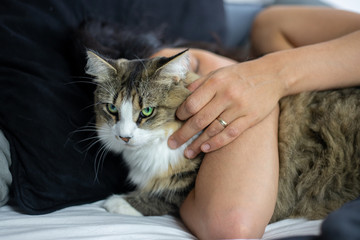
[80,101,104,112]
[66,124,97,145]
[65,79,98,86]
[93,142,111,183]
[74,122,98,128]
[78,138,103,166]
[66,78,116,97]
[83,137,104,154]
[98,145,110,176]
[68,126,98,136]
[93,147,103,183]
[71,75,96,80]
[77,135,100,144]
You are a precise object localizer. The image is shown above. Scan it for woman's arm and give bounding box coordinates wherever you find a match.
[180,106,279,239]
[263,30,360,97]
[170,7,360,157]
[251,6,360,95]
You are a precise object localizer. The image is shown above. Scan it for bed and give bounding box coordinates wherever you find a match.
[0,0,358,239]
[0,200,323,240]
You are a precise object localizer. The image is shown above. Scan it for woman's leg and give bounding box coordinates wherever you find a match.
[251,6,360,55]
[180,106,279,239]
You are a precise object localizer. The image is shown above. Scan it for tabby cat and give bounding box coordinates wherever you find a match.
[85,49,360,222]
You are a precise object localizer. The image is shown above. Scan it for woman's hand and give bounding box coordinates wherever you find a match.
[171,57,286,158]
[151,48,286,159]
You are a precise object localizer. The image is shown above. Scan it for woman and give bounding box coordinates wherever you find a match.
[152,6,360,239]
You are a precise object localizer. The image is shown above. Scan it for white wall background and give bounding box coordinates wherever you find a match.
[224,0,360,13]
[321,0,360,13]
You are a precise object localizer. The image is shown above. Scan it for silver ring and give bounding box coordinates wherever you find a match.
[217,117,228,128]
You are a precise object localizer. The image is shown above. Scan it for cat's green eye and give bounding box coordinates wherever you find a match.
[141,107,154,118]
[107,103,118,115]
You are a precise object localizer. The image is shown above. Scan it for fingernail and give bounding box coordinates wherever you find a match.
[168,138,178,149]
[201,143,211,152]
[185,148,195,159]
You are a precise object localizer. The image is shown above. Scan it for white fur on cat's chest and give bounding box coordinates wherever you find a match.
[122,133,190,189]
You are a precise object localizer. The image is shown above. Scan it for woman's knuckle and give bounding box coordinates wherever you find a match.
[211,137,224,148]
[209,74,225,86]
[176,131,188,143]
[226,126,240,139]
[184,99,198,115]
[206,126,219,137]
[225,88,241,102]
[193,116,207,130]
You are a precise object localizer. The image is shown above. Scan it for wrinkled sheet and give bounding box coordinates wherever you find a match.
[0,200,322,240]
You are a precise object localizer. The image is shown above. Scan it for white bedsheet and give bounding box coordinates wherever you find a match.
[0,200,322,240]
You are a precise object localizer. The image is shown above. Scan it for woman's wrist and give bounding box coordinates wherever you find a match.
[259,45,325,99]
[263,50,300,98]
[258,30,360,99]
[244,52,293,101]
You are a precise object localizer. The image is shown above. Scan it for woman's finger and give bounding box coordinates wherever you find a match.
[184,104,245,158]
[200,116,252,153]
[176,76,217,121]
[184,117,225,158]
[186,75,206,92]
[169,91,227,149]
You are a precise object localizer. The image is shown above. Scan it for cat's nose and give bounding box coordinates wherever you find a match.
[120,136,131,143]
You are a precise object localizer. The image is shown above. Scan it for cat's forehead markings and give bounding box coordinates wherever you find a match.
[112,91,119,104]
[119,62,144,99]
[114,92,124,106]
[131,90,141,110]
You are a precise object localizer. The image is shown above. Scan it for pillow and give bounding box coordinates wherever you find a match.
[0,130,11,207]
[0,0,226,214]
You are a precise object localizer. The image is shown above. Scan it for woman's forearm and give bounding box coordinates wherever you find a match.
[251,6,360,97]
[263,30,360,97]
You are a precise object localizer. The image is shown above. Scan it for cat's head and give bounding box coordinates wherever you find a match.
[85,50,196,152]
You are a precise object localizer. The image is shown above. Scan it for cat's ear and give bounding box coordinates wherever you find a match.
[85,50,117,81]
[156,49,190,83]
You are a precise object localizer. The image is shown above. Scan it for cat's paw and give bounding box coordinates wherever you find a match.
[103,195,143,216]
